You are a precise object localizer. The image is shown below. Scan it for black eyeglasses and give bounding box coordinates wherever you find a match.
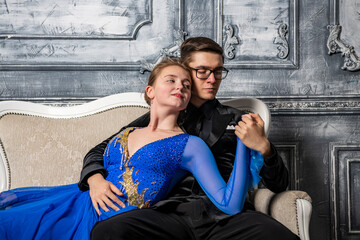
[189,67,229,80]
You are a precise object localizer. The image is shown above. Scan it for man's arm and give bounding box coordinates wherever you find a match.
[259,143,288,192]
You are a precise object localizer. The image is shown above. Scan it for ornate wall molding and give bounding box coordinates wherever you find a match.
[0,0,153,40]
[266,99,360,114]
[327,0,360,72]
[223,24,239,60]
[330,144,360,239]
[346,159,360,234]
[0,0,185,71]
[139,29,187,73]
[327,25,360,71]
[219,95,360,115]
[275,143,299,189]
[274,23,289,59]
[215,0,299,69]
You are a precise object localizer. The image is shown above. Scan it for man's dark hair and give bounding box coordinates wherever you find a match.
[180,37,224,67]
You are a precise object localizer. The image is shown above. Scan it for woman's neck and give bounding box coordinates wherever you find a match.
[147,106,181,132]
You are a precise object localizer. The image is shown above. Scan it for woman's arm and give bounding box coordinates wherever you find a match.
[181,136,263,215]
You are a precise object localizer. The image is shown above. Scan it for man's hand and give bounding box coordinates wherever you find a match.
[87,173,126,216]
[235,113,272,157]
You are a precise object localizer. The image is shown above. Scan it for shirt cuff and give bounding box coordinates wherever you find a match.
[263,143,277,167]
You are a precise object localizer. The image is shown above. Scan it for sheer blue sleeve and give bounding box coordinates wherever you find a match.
[180,136,263,215]
[249,149,264,189]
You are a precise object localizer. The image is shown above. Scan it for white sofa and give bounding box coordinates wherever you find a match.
[0,92,312,239]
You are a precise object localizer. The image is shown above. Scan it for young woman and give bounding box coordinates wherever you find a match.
[0,58,263,240]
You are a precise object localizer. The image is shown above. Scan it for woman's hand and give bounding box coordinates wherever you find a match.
[87,173,126,216]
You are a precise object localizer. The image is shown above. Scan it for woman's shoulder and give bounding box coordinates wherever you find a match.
[187,134,204,142]
[186,135,209,149]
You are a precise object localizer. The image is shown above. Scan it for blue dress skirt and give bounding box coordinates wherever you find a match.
[0,127,263,240]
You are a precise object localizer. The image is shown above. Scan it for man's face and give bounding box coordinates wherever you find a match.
[187,52,224,108]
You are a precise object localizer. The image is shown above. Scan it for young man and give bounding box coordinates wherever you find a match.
[79,37,299,240]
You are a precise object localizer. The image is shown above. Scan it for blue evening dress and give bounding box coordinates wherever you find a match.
[0,127,263,240]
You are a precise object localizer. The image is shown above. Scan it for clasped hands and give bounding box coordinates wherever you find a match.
[88,112,271,215]
[235,113,272,157]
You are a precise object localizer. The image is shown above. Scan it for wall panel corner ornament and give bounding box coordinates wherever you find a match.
[224,24,239,60]
[273,23,289,59]
[327,24,360,72]
[140,29,187,73]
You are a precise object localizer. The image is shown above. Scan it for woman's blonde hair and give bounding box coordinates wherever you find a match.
[144,57,191,105]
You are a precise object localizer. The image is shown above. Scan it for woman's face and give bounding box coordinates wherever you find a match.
[147,65,191,111]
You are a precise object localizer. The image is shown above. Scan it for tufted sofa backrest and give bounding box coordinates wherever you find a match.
[0,93,149,191]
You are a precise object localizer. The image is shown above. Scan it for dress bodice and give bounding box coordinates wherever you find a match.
[103,127,190,209]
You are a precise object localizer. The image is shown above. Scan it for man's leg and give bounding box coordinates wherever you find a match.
[205,210,300,240]
[91,208,196,240]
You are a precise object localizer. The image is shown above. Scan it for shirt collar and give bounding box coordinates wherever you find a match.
[198,99,219,119]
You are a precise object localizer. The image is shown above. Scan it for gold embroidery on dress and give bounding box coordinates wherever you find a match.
[119,166,151,209]
[116,127,151,209]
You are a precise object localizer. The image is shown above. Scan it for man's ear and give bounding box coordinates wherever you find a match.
[145,85,155,101]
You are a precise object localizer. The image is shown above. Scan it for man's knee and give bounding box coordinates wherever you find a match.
[251,218,300,240]
[212,211,300,240]
[91,218,134,240]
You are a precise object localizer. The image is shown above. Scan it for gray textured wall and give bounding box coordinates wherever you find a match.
[1,1,359,239]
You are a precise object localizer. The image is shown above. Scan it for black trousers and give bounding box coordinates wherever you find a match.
[91,208,300,240]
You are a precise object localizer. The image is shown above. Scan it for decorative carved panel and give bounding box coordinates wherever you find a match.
[327,0,360,71]
[330,144,360,239]
[275,143,299,190]
[0,0,152,39]
[0,0,185,70]
[215,0,298,69]
[347,160,360,234]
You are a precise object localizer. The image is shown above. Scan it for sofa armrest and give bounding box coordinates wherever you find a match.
[251,189,312,240]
